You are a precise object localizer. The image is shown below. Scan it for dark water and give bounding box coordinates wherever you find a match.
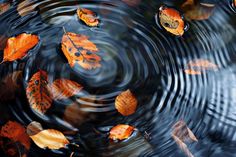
[0,0,236,156]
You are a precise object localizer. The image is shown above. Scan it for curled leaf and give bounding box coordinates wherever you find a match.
[26,70,52,114]
[50,79,83,100]
[2,33,39,63]
[0,2,10,15]
[115,89,138,116]
[29,129,69,149]
[157,5,185,36]
[109,124,135,141]
[77,8,99,27]
[26,121,43,136]
[61,32,101,69]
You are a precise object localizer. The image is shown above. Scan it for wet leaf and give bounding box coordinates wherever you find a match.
[77,8,99,27]
[0,71,23,102]
[109,124,135,141]
[184,59,218,75]
[0,121,31,150]
[0,2,10,15]
[0,35,8,50]
[61,32,101,69]
[2,33,39,63]
[26,121,43,136]
[26,70,52,114]
[115,89,138,116]
[29,129,69,149]
[50,79,83,100]
[158,6,185,36]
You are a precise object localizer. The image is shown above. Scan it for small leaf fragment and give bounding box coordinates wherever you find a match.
[77,8,99,27]
[109,124,135,141]
[26,121,43,136]
[29,129,69,149]
[2,33,39,63]
[115,89,138,116]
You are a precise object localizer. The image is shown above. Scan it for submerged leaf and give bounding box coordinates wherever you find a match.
[26,70,52,114]
[158,6,185,36]
[122,0,141,7]
[115,89,138,116]
[29,129,69,149]
[77,8,99,27]
[17,0,36,17]
[0,35,7,50]
[0,2,10,15]
[26,121,43,136]
[61,32,101,69]
[109,124,135,141]
[2,33,39,63]
[50,79,83,100]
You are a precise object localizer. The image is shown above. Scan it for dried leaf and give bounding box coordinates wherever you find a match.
[0,121,31,150]
[77,8,99,27]
[109,124,135,141]
[50,79,83,100]
[26,70,52,114]
[115,89,138,116]
[0,3,10,15]
[29,129,69,149]
[2,33,39,63]
[158,6,185,36]
[61,32,101,69]
[184,59,218,75]
[26,121,43,136]
[0,71,23,102]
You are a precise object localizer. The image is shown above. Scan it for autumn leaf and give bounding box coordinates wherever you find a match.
[26,70,52,114]
[50,79,83,100]
[77,8,99,27]
[1,33,39,63]
[115,89,138,116]
[109,124,135,141]
[0,121,31,150]
[184,59,218,75]
[29,129,69,149]
[157,5,185,36]
[0,2,10,15]
[0,71,23,102]
[0,35,8,50]
[26,121,43,136]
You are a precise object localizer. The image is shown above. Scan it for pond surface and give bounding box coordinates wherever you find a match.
[0,0,236,156]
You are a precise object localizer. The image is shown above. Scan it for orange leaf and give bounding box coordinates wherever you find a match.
[0,3,10,15]
[2,33,39,63]
[0,121,31,150]
[26,70,52,114]
[29,129,69,149]
[158,6,185,36]
[115,89,138,116]
[77,8,99,27]
[109,124,135,141]
[50,79,83,100]
[61,32,101,69]
[26,121,43,136]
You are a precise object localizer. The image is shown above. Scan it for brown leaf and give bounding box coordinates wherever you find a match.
[26,70,52,114]
[0,3,10,15]
[17,0,36,17]
[61,31,101,69]
[0,35,8,50]
[0,71,23,102]
[115,89,138,116]
[158,6,185,36]
[2,33,39,63]
[77,8,99,27]
[0,121,31,150]
[29,129,69,149]
[50,79,83,100]
[109,124,135,141]
[184,59,218,75]
[26,121,43,136]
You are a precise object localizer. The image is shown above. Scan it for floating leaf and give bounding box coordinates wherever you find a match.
[26,70,52,114]
[50,79,83,100]
[115,89,138,116]
[0,2,10,15]
[157,5,185,36]
[184,59,218,75]
[77,8,99,27]
[0,71,22,102]
[26,121,43,136]
[0,121,31,150]
[109,124,135,141]
[29,129,69,149]
[61,32,101,69]
[2,33,39,63]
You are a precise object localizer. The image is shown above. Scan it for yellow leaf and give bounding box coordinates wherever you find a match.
[109,124,135,141]
[77,8,99,27]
